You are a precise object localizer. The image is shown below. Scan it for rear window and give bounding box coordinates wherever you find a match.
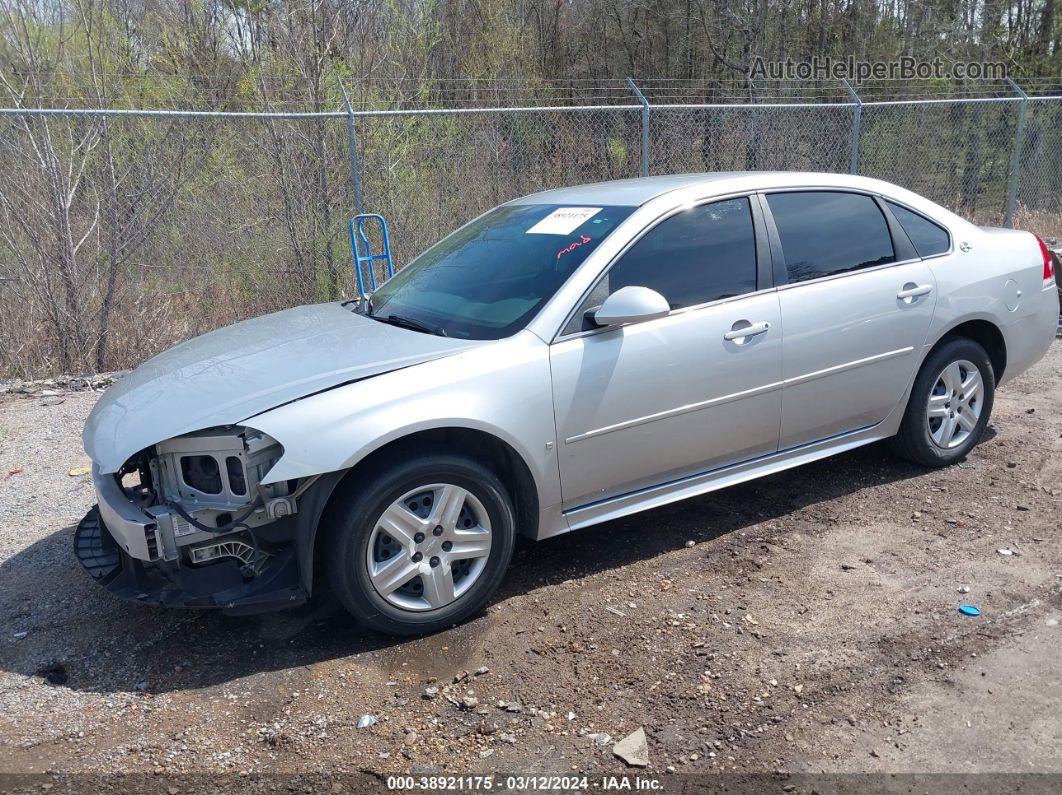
[767,191,895,283]
[885,201,951,257]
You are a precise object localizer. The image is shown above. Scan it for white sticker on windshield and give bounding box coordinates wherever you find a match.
[526,207,602,235]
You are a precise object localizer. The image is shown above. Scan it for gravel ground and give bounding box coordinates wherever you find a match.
[0,341,1060,789]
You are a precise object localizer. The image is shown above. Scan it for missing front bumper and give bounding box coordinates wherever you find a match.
[74,506,308,616]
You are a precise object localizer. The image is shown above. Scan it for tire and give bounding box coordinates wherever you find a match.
[323,452,516,636]
[888,337,995,467]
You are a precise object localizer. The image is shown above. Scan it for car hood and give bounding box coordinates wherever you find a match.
[84,302,484,473]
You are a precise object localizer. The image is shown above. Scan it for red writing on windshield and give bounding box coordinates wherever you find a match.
[556,234,592,260]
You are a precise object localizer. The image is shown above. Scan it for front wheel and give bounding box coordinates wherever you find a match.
[324,453,516,636]
[888,337,995,467]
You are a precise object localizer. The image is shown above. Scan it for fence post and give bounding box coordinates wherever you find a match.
[338,77,363,213]
[626,77,650,177]
[841,79,862,175]
[1004,77,1028,228]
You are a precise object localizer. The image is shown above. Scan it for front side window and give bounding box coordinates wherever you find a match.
[767,191,895,283]
[885,200,950,257]
[567,198,758,334]
[366,204,634,339]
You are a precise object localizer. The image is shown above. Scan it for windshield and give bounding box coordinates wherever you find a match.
[364,204,635,339]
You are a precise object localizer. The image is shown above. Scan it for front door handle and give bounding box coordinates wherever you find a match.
[724,320,771,341]
[897,283,933,302]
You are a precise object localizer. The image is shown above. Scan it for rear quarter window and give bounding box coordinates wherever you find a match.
[885,201,951,257]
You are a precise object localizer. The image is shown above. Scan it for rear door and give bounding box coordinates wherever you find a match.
[764,190,938,450]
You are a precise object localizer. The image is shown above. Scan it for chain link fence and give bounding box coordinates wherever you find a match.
[1014,97,1062,233]
[647,104,856,175]
[857,99,1020,225]
[354,107,644,270]
[0,80,1059,378]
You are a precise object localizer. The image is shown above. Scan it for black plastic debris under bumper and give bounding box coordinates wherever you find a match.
[75,506,307,615]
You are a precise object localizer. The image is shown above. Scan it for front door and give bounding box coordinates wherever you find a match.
[549,196,783,509]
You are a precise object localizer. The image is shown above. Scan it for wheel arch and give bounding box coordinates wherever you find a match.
[927,316,1007,382]
[294,425,541,595]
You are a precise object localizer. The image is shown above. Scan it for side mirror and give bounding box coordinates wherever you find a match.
[589,286,670,328]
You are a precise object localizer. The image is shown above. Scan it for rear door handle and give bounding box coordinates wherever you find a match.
[724,320,771,341]
[897,284,933,301]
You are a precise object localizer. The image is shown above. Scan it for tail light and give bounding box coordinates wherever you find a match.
[1036,236,1056,286]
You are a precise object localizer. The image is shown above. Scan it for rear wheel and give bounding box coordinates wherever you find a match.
[324,453,515,635]
[889,337,995,467]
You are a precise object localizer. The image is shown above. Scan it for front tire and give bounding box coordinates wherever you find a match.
[889,337,995,467]
[324,453,516,636]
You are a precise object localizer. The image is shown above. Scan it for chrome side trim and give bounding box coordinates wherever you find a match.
[782,346,914,387]
[564,346,913,444]
[563,423,884,530]
[564,380,784,444]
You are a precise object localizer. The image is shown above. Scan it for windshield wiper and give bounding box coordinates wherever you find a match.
[372,313,448,337]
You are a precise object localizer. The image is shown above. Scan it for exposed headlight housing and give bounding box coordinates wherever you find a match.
[116,426,293,563]
[151,427,284,511]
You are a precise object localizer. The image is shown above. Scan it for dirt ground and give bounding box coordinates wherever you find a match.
[0,341,1060,790]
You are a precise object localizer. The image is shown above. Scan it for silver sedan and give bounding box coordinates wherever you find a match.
[78,172,1059,634]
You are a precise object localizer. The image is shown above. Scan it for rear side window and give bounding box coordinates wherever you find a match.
[767,191,895,283]
[885,201,950,257]
[603,197,758,309]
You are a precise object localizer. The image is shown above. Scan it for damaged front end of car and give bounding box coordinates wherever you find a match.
[76,426,323,615]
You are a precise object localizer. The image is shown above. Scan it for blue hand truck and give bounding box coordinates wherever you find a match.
[349,213,395,296]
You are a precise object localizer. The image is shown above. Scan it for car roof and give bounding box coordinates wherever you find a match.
[508,171,906,208]
[508,173,755,207]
